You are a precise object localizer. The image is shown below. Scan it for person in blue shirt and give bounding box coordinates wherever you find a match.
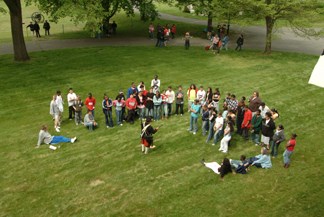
[188,99,201,135]
[246,148,272,169]
[127,82,138,98]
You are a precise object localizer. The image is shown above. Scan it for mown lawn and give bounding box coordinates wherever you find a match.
[0,47,323,217]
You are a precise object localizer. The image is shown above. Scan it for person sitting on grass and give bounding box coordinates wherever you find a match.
[36,125,76,148]
[245,148,272,169]
[230,155,249,174]
[84,110,98,130]
[201,158,232,180]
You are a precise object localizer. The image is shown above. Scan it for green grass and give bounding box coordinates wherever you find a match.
[1,47,324,217]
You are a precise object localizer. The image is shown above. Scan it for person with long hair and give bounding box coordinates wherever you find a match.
[201,158,232,180]
[219,116,234,153]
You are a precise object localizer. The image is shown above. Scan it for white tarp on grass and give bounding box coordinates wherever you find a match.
[309,55,324,88]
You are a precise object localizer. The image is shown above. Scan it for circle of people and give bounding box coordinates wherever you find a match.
[37,75,297,179]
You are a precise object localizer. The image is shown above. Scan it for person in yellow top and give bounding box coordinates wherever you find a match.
[187,84,197,112]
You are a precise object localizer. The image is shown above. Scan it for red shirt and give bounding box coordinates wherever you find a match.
[241,109,252,128]
[287,139,296,151]
[85,97,96,111]
[126,97,137,110]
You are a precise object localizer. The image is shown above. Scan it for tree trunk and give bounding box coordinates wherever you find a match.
[4,0,30,61]
[207,12,213,32]
[264,15,274,54]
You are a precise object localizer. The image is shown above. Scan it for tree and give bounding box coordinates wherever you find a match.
[2,0,30,61]
[234,0,323,54]
[27,0,160,35]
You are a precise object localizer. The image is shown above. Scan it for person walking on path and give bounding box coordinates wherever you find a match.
[34,21,41,38]
[235,34,244,51]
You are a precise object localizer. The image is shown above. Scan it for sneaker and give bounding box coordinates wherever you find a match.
[193,132,196,135]
[76,123,79,126]
[255,143,259,146]
[181,114,183,116]
[222,151,227,154]
[71,137,77,143]
[55,127,60,132]
[106,126,110,128]
[120,124,123,126]
[212,143,215,146]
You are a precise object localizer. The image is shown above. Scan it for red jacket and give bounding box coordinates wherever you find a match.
[85,97,96,111]
[126,97,137,110]
[241,109,252,128]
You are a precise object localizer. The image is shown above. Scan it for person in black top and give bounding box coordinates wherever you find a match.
[43,20,50,36]
[140,117,159,154]
[235,34,244,51]
[201,158,232,180]
[34,21,41,38]
[111,21,117,34]
[26,22,35,35]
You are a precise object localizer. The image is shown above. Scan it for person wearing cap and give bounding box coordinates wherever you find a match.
[270,124,285,158]
[283,133,297,168]
[140,117,159,154]
[36,125,76,148]
[188,99,201,135]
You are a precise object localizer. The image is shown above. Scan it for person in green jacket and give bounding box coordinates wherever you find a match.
[251,109,262,145]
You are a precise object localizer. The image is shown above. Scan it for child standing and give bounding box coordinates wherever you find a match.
[283,133,297,168]
[184,32,191,50]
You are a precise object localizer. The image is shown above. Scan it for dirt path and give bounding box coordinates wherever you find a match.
[0,12,323,56]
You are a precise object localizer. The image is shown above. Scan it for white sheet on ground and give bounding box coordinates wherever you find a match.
[204,162,221,174]
[309,55,324,88]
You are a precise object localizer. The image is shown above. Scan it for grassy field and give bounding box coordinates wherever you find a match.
[0,46,323,216]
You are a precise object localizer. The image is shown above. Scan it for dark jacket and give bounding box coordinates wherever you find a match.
[261,119,276,137]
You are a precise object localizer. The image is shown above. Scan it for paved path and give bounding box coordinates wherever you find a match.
[0,12,323,55]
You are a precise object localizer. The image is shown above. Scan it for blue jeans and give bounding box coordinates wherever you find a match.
[154,105,161,120]
[251,132,260,144]
[202,120,209,136]
[146,107,153,118]
[116,110,122,125]
[206,120,215,142]
[85,123,95,130]
[103,109,113,127]
[50,136,71,144]
[137,107,145,119]
[189,116,198,132]
[162,104,168,118]
[283,150,293,165]
[270,140,281,157]
[213,129,223,144]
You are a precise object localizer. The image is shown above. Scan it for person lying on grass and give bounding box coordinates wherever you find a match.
[36,125,77,148]
[201,158,232,180]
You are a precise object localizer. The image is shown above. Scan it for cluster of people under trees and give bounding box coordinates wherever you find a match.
[36,75,297,172]
[26,20,50,37]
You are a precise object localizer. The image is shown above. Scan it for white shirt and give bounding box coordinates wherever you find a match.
[259,105,270,119]
[56,95,64,112]
[165,90,175,103]
[67,92,77,107]
[197,90,206,103]
[214,116,224,132]
[151,79,160,89]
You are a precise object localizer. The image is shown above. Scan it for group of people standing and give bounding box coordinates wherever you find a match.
[26,20,51,37]
[184,86,298,179]
[151,23,177,47]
